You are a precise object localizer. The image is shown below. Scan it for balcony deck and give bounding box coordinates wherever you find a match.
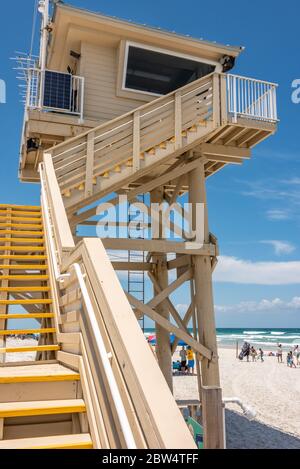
[20,110,97,182]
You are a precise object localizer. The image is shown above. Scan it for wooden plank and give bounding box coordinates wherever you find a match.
[126,292,212,360]
[85,131,95,198]
[0,328,55,336]
[0,255,46,260]
[199,143,251,158]
[43,154,75,259]
[0,204,40,211]
[0,433,93,449]
[0,345,60,353]
[201,386,225,449]
[148,272,190,335]
[0,399,86,418]
[102,238,215,256]
[0,313,54,320]
[174,91,182,150]
[133,110,140,172]
[147,270,192,309]
[0,266,48,272]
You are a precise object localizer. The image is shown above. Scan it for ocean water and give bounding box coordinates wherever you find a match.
[144,328,300,350]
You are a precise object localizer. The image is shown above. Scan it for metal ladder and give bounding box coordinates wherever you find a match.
[127,195,146,332]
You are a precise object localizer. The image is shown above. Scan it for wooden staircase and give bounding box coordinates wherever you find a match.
[0,205,93,449]
[45,72,277,216]
[0,204,57,359]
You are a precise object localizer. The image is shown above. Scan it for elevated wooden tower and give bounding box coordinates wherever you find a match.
[0,1,277,449]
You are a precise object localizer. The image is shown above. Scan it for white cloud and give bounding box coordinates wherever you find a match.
[266,209,290,221]
[214,255,300,285]
[260,240,295,255]
[215,296,300,314]
[281,177,300,185]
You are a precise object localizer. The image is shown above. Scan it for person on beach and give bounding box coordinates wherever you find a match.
[287,351,296,368]
[250,346,257,362]
[187,346,195,375]
[258,348,264,362]
[277,343,283,363]
[179,346,187,372]
[239,341,250,361]
[293,345,300,366]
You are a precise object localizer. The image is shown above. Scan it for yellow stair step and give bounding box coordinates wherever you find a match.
[0,223,43,229]
[0,246,46,252]
[0,274,49,280]
[0,328,55,336]
[0,313,54,320]
[0,344,60,354]
[0,286,50,292]
[0,398,86,418]
[0,230,44,236]
[0,217,42,223]
[0,363,79,384]
[0,204,40,211]
[0,210,42,217]
[0,238,44,244]
[0,364,80,384]
[0,255,47,260]
[0,265,48,271]
[0,433,92,449]
[0,299,52,305]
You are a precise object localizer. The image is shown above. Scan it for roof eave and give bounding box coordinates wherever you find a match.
[53,3,244,58]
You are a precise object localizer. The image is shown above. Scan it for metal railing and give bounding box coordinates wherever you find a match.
[26,68,84,120]
[226,74,278,122]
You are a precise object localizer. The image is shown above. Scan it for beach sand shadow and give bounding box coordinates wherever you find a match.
[225,409,300,449]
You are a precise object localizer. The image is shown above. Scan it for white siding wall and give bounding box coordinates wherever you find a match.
[80,42,145,122]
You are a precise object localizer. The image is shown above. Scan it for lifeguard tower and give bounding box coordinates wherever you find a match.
[0,1,277,449]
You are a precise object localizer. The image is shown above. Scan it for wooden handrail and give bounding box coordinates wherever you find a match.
[49,71,216,156]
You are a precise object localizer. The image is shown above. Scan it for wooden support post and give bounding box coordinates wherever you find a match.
[150,188,173,392]
[133,110,140,172]
[189,162,220,387]
[212,73,221,129]
[220,74,229,125]
[201,386,224,449]
[190,279,203,403]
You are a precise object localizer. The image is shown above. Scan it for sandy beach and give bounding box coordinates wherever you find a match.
[174,347,300,449]
[4,339,300,449]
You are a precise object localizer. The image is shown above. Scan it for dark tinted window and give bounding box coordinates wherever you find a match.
[125,46,215,95]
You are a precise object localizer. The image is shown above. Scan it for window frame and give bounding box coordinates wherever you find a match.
[120,40,222,98]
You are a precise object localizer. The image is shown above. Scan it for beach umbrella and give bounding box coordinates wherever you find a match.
[148,334,187,347]
[147,335,156,344]
[170,334,187,346]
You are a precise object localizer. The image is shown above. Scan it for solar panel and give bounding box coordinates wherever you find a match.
[43,71,72,111]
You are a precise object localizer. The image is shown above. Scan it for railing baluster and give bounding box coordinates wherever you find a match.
[174,91,182,149]
[133,110,140,172]
[85,132,95,198]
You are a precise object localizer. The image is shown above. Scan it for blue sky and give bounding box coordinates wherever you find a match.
[0,0,300,328]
